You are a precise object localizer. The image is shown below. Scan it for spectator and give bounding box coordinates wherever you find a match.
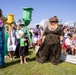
[8,22,16,60]
[36,16,64,65]
[63,33,75,55]
[19,24,28,64]
[32,25,40,51]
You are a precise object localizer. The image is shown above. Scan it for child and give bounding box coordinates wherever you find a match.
[62,33,75,55]
[19,24,28,64]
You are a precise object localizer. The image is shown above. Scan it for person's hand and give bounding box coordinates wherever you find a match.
[42,38,44,43]
[9,41,12,45]
[24,39,27,41]
[42,36,46,43]
[60,40,63,45]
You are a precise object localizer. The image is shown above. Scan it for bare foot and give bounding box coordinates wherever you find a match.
[24,61,28,64]
[5,56,7,58]
[13,58,15,60]
[7,56,9,58]
[20,61,23,64]
[10,58,13,60]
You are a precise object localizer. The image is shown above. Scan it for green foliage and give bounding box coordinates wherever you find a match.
[0,50,76,75]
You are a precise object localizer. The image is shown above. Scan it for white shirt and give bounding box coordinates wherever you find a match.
[16,30,24,39]
[65,38,72,46]
[18,30,24,34]
[16,30,20,39]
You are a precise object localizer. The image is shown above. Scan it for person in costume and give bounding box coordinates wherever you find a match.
[20,24,29,56]
[4,25,9,58]
[19,24,28,64]
[36,16,64,65]
[8,22,17,60]
[0,9,7,67]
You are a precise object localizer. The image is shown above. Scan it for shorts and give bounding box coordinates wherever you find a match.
[19,46,28,56]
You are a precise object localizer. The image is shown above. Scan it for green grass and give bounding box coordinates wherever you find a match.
[0,50,76,75]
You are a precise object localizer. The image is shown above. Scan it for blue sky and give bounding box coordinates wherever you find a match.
[0,0,76,27]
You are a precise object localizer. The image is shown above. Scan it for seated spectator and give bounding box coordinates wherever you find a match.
[62,33,75,55]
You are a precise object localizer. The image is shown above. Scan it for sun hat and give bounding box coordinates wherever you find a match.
[49,16,59,22]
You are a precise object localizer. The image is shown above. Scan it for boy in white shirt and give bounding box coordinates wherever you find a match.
[65,33,75,55]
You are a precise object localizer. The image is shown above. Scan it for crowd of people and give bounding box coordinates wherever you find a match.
[62,26,76,55]
[0,8,76,65]
[4,22,44,64]
[4,23,29,64]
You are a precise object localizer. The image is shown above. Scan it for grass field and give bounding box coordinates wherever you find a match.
[0,50,76,75]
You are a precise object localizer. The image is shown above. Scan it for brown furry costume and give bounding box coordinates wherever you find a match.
[36,25,64,65]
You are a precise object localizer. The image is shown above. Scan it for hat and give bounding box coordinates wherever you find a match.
[6,14,14,24]
[49,16,59,22]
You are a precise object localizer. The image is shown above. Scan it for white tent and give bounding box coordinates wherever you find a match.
[39,19,49,30]
[64,21,74,27]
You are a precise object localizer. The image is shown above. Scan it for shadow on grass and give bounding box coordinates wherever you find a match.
[2,59,20,68]
[26,49,36,61]
[60,60,64,63]
[27,57,36,62]
[45,60,64,65]
[28,50,33,55]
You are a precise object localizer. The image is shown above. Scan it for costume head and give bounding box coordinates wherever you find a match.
[22,7,33,26]
[6,14,14,24]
